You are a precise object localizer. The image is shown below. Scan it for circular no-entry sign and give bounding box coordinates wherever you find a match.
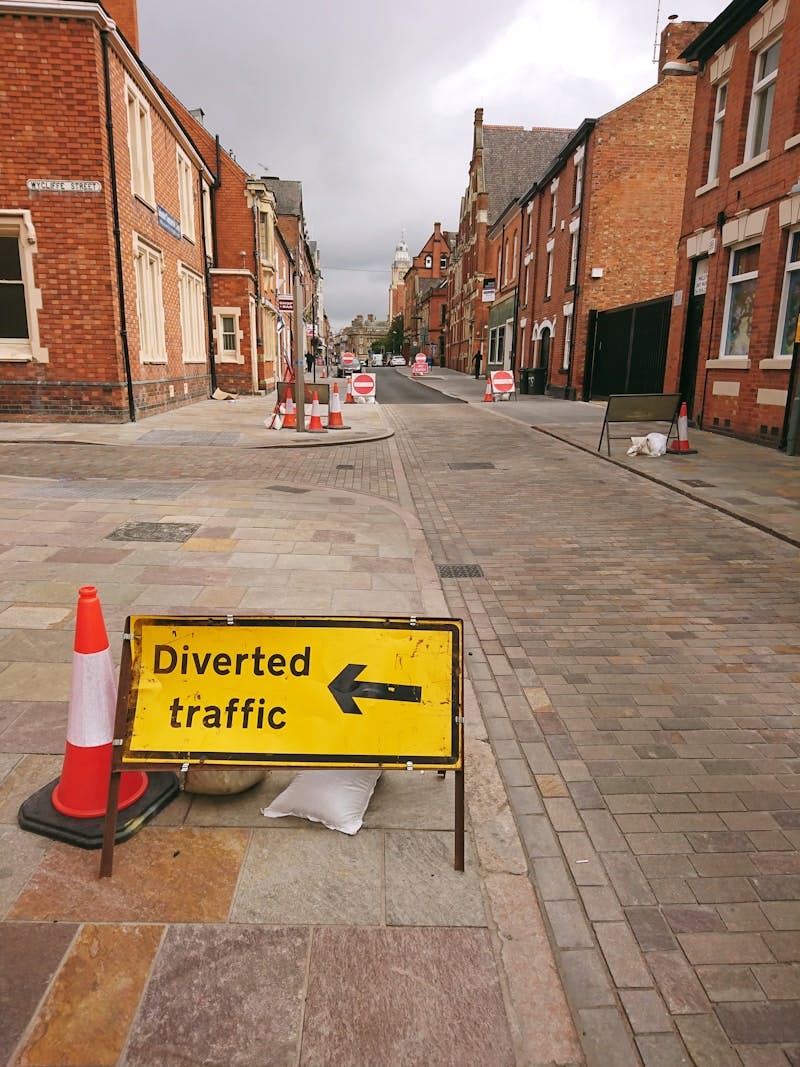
[342,351,357,368]
[352,373,376,398]
[491,370,515,394]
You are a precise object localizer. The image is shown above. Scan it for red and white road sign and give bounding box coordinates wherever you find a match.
[351,373,376,398]
[342,351,357,368]
[414,353,427,363]
[491,370,515,394]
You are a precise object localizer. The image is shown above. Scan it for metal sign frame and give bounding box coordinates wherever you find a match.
[100,614,464,876]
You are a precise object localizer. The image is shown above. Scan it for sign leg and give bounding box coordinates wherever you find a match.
[99,770,122,878]
[454,769,465,872]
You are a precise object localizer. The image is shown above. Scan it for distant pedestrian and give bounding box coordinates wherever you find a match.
[305,352,314,374]
[472,350,482,379]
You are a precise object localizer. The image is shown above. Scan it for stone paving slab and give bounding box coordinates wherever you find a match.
[0,446,579,1066]
[387,398,800,1067]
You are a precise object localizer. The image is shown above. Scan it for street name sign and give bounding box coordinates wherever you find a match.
[101,614,465,876]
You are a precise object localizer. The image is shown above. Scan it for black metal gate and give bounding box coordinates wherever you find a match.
[587,296,672,399]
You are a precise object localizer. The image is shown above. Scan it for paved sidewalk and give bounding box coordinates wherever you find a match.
[1,373,798,1066]
[409,367,800,547]
[0,400,580,1067]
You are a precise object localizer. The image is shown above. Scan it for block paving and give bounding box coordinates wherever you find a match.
[0,381,798,1065]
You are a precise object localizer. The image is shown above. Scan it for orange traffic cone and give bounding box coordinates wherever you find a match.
[667,402,698,455]
[327,383,350,430]
[345,376,356,404]
[53,587,147,818]
[282,391,297,429]
[18,586,179,847]
[306,391,327,433]
[482,378,494,403]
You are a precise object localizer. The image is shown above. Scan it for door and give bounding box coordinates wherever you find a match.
[678,259,707,421]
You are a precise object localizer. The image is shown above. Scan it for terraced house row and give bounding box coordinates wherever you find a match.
[434,0,799,447]
[0,0,328,422]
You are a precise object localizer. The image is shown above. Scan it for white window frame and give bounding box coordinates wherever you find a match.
[527,206,533,246]
[176,148,194,243]
[573,146,585,208]
[133,235,166,363]
[524,264,530,306]
[0,210,47,362]
[708,81,727,182]
[775,228,800,358]
[201,180,213,258]
[424,254,432,269]
[549,179,559,231]
[126,78,155,205]
[562,307,573,371]
[214,307,242,363]
[568,217,581,287]
[720,243,759,358]
[178,263,205,363]
[744,37,780,162]
[545,238,555,299]
[440,254,447,270]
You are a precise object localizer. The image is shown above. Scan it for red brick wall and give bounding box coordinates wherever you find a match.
[664,2,800,445]
[0,12,211,421]
[572,74,697,391]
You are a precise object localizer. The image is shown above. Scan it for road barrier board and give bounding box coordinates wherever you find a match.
[117,615,462,768]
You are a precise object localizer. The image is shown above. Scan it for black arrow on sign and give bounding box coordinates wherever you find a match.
[328,663,422,715]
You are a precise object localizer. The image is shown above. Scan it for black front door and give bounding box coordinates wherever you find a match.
[679,259,707,421]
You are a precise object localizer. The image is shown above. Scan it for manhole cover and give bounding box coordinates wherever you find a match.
[267,485,310,494]
[436,564,484,578]
[336,464,355,470]
[449,462,495,470]
[107,522,200,543]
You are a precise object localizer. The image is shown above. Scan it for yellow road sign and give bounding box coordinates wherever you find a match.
[120,615,462,768]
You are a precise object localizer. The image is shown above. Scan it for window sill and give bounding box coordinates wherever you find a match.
[695,178,720,198]
[704,357,751,370]
[133,192,156,212]
[0,349,34,362]
[759,356,792,370]
[182,356,206,364]
[730,151,770,179]
[785,132,800,151]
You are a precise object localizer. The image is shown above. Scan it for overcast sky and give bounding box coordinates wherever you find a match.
[137,0,726,332]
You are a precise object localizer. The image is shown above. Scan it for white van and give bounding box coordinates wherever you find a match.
[371,353,384,367]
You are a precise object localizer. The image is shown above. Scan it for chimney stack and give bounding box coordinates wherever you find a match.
[102,0,140,53]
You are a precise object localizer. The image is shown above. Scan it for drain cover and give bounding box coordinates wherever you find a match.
[436,564,484,578]
[449,462,495,470]
[267,485,310,494]
[107,522,200,543]
[336,464,355,470]
[680,479,715,488]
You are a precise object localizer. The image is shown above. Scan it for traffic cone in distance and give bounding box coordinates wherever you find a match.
[667,402,698,455]
[483,378,494,403]
[327,383,350,429]
[17,586,179,848]
[345,376,356,404]
[306,391,327,433]
[282,391,297,429]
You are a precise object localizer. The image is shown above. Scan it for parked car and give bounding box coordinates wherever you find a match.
[389,355,405,367]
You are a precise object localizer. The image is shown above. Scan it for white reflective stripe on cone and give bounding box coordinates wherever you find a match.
[67,647,117,746]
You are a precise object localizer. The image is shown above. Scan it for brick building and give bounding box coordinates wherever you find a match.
[402,222,455,363]
[151,90,285,397]
[263,177,321,376]
[1,0,214,421]
[664,0,800,447]
[515,20,703,400]
[445,110,572,374]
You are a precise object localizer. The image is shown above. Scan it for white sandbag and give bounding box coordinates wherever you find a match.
[261,769,381,835]
[627,432,668,457]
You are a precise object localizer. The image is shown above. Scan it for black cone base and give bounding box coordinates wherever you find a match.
[18,772,180,849]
